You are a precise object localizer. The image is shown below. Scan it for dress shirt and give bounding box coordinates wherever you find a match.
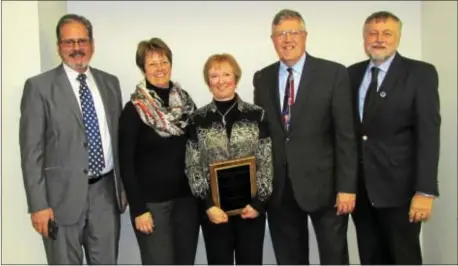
[63,63,113,176]
[278,53,306,111]
[358,53,396,121]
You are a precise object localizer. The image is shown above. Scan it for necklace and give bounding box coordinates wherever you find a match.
[216,101,237,126]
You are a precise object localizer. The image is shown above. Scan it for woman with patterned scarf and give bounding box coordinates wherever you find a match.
[118,38,199,265]
[185,53,274,265]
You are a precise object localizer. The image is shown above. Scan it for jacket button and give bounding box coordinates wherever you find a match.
[285,137,290,142]
[83,142,88,148]
[362,135,368,141]
[83,169,88,175]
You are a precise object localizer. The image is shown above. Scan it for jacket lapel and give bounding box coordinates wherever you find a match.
[54,65,84,130]
[91,68,114,134]
[267,63,284,129]
[351,61,369,132]
[363,53,404,127]
[290,54,316,126]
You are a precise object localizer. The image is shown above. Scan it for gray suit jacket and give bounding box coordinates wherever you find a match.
[19,64,126,225]
[253,54,358,212]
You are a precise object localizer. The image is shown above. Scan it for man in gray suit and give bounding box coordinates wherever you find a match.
[19,13,126,264]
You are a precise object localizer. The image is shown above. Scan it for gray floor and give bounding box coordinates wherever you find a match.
[117,208,321,265]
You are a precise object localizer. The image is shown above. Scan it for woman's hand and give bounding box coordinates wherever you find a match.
[135,212,154,235]
[206,206,228,224]
[240,204,259,219]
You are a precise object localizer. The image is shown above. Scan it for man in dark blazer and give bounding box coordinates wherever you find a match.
[253,9,357,265]
[348,11,440,265]
[19,14,126,264]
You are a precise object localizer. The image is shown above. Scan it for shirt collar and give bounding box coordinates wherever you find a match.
[62,62,93,83]
[279,52,306,75]
[367,53,396,73]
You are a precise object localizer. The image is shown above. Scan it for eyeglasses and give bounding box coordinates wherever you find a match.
[272,30,305,39]
[59,38,91,48]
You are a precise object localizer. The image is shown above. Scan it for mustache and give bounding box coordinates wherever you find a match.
[69,50,86,57]
[371,42,387,48]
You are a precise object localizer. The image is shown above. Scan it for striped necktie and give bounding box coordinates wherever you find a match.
[281,68,295,130]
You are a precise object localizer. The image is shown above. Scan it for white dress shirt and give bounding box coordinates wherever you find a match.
[63,63,113,176]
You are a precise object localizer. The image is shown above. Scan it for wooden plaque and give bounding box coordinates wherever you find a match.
[209,156,257,216]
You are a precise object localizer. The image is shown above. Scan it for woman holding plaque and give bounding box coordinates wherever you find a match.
[118,37,200,265]
[185,53,273,265]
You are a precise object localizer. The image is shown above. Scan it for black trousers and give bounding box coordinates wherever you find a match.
[268,177,350,265]
[352,174,422,265]
[200,208,266,265]
[132,197,200,265]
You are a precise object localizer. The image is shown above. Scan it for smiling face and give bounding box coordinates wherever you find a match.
[363,17,401,65]
[143,51,172,88]
[207,61,237,101]
[271,18,307,67]
[57,21,94,73]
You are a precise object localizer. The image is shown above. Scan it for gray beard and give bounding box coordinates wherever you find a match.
[368,52,395,63]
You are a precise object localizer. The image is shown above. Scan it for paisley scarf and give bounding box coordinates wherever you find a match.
[131,79,196,137]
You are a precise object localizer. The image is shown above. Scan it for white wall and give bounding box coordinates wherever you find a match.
[1,1,47,264]
[65,1,421,264]
[37,1,68,72]
[421,1,458,264]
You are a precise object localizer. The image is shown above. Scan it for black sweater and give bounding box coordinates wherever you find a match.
[118,81,192,218]
[187,96,273,213]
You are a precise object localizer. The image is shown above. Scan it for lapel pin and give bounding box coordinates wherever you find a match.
[380,91,386,98]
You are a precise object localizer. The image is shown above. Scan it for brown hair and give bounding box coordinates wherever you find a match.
[135,37,172,72]
[56,13,93,42]
[203,53,242,87]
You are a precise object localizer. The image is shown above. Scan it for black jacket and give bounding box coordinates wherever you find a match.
[348,52,440,207]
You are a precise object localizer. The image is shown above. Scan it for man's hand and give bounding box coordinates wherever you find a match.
[240,204,259,219]
[409,194,434,223]
[135,212,154,235]
[335,192,356,215]
[206,206,228,224]
[31,208,54,238]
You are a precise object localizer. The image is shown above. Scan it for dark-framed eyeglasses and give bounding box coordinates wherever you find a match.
[59,38,91,48]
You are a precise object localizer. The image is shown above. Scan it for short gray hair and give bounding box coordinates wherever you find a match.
[56,13,94,41]
[364,11,403,31]
[272,9,306,30]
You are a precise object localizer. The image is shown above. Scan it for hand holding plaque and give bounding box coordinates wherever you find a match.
[206,206,229,224]
[209,156,257,216]
[240,204,259,219]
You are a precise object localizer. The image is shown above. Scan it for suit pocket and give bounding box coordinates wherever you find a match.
[302,167,335,208]
[44,168,66,208]
[389,148,412,167]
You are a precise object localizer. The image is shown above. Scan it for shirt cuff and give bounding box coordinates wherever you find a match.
[416,192,436,198]
[204,192,215,210]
